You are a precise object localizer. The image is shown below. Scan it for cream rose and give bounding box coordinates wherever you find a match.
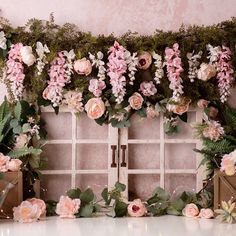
[7,159,22,172]
[127,199,147,217]
[15,134,29,149]
[197,63,216,81]
[182,203,199,218]
[74,58,92,76]
[199,208,214,219]
[128,92,144,110]
[56,196,81,218]
[13,201,41,223]
[167,97,191,115]
[20,46,36,66]
[197,99,209,109]
[137,51,152,70]
[0,153,10,172]
[85,98,105,119]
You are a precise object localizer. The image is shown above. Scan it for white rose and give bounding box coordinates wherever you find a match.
[20,46,36,66]
[197,63,216,81]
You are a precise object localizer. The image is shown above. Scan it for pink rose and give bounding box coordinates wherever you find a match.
[128,199,147,217]
[137,51,152,70]
[13,201,41,223]
[28,198,46,218]
[7,159,22,172]
[220,155,236,176]
[88,79,106,97]
[128,92,144,110]
[197,63,217,81]
[208,107,218,119]
[182,203,199,218]
[56,196,81,218]
[167,97,191,115]
[0,153,10,172]
[197,99,209,109]
[85,98,105,120]
[74,58,92,76]
[15,134,29,149]
[199,208,214,219]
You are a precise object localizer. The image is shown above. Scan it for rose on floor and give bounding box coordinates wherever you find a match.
[127,199,147,217]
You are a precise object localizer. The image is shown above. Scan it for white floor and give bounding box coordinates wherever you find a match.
[0,215,236,236]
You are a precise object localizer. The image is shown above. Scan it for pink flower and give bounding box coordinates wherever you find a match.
[15,133,29,149]
[85,98,105,120]
[202,121,224,142]
[88,79,106,97]
[128,199,147,217]
[13,201,41,223]
[146,105,159,118]
[199,208,214,219]
[220,154,236,176]
[7,159,22,172]
[128,92,144,110]
[139,81,157,96]
[137,51,152,70]
[74,58,92,76]
[208,107,218,119]
[27,198,46,218]
[182,203,199,218]
[0,153,10,172]
[167,97,191,115]
[56,196,81,218]
[197,99,209,109]
[197,63,216,81]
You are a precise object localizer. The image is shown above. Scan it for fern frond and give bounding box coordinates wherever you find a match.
[7,146,42,158]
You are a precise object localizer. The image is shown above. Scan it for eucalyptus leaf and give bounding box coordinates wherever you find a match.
[67,188,81,199]
[79,204,94,217]
[80,188,95,204]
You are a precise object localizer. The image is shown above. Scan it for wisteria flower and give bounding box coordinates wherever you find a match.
[128,199,147,217]
[74,58,92,76]
[128,92,144,110]
[13,201,42,223]
[137,51,152,70]
[152,52,164,84]
[125,51,138,85]
[20,46,36,66]
[63,91,84,113]
[139,81,157,97]
[36,42,50,75]
[187,51,202,82]
[182,203,199,218]
[56,196,81,218]
[89,51,106,80]
[85,97,105,120]
[88,79,106,97]
[0,31,7,50]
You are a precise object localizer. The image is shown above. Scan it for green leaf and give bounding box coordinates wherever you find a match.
[179,113,188,123]
[46,200,58,216]
[22,123,31,133]
[13,125,22,134]
[152,187,170,201]
[29,155,40,169]
[101,187,111,205]
[114,201,128,217]
[80,188,95,204]
[79,204,94,217]
[67,188,81,199]
[93,204,101,213]
[10,119,19,128]
[137,108,147,118]
[115,182,126,192]
[8,146,42,158]
[14,101,22,120]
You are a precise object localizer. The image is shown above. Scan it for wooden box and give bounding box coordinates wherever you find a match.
[214,170,236,209]
[0,171,23,218]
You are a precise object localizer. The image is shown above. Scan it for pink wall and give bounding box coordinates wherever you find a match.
[0,0,236,101]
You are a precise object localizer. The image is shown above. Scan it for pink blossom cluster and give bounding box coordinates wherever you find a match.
[88,78,106,97]
[139,81,157,97]
[107,41,127,104]
[202,120,224,142]
[165,43,184,100]
[6,43,25,100]
[216,46,234,103]
[43,52,71,107]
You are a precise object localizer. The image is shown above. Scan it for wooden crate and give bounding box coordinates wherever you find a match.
[0,171,23,218]
[214,170,236,209]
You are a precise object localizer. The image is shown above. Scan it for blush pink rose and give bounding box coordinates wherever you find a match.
[56,196,81,218]
[128,92,144,110]
[182,203,199,218]
[0,153,10,172]
[220,155,236,176]
[74,58,92,76]
[128,199,147,217]
[197,99,209,109]
[27,198,46,218]
[85,98,105,120]
[15,133,29,149]
[197,63,217,81]
[13,201,41,223]
[7,159,22,171]
[137,51,152,70]
[167,97,191,115]
[199,208,214,219]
